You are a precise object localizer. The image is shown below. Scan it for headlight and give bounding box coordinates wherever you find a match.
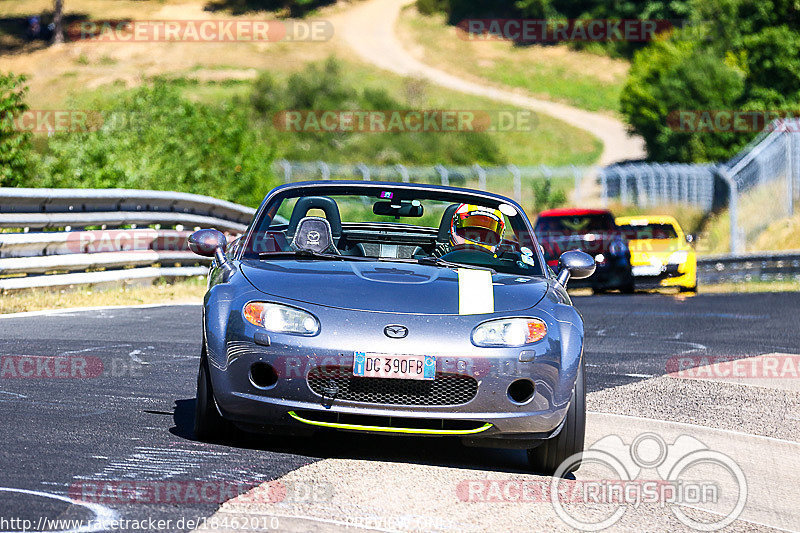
[472,318,547,347]
[243,302,320,336]
[667,250,688,265]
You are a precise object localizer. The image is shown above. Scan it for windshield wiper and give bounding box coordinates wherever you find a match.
[416,255,496,274]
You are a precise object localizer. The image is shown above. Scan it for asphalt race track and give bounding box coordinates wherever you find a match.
[1,293,799,532]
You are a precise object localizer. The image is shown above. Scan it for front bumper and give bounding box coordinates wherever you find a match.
[632,262,696,289]
[204,289,585,445]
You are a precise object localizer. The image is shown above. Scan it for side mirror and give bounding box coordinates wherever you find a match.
[685,234,695,244]
[189,229,232,273]
[188,229,227,257]
[556,250,596,287]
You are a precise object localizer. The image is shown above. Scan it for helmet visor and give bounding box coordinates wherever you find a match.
[455,211,504,245]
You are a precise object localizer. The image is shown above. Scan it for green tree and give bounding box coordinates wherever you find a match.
[251,57,504,166]
[620,38,746,162]
[0,73,32,187]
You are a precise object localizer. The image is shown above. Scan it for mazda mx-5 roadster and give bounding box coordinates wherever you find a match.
[188,181,595,473]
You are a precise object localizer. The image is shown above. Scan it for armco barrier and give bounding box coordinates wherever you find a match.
[697,251,800,284]
[0,188,255,291]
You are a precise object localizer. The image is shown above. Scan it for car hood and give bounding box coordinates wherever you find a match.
[239,259,549,314]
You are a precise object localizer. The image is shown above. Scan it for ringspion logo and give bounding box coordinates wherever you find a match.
[458,432,747,531]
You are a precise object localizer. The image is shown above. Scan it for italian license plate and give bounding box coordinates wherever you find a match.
[632,265,664,277]
[353,352,435,380]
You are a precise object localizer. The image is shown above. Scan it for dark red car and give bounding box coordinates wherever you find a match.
[534,208,634,293]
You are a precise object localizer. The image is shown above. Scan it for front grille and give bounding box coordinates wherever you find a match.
[307,366,478,406]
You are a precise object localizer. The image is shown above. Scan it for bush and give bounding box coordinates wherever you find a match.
[250,57,504,165]
[36,83,277,207]
[0,73,32,187]
[530,178,567,212]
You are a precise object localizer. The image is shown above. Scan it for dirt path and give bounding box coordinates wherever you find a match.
[333,0,645,166]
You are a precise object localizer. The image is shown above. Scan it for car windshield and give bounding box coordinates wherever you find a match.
[535,214,616,234]
[619,223,679,240]
[241,185,545,277]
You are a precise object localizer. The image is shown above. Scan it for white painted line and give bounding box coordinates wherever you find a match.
[0,487,118,533]
[0,302,201,319]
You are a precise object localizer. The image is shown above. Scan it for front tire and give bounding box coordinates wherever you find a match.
[194,354,230,441]
[527,361,586,475]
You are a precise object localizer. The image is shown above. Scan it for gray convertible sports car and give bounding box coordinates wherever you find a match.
[188,181,595,473]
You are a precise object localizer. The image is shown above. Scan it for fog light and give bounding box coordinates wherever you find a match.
[250,362,278,389]
[507,379,535,404]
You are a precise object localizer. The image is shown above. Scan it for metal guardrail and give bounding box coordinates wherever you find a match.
[697,251,800,284]
[0,188,255,291]
[0,188,255,232]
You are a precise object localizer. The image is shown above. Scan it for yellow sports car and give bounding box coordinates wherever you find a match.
[615,215,697,292]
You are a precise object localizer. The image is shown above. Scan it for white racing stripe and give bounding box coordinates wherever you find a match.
[457,269,494,315]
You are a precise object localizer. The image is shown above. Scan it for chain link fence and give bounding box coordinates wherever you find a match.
[275,160,599,208]
[276,118,800,254]
[717,120,800,253]
[598,163,717,211]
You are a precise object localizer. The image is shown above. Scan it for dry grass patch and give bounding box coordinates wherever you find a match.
[0,277,206,314]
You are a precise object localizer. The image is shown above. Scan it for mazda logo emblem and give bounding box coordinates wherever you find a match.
[384,325,408,338]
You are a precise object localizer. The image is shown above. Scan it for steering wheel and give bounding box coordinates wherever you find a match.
[440,243,497,259]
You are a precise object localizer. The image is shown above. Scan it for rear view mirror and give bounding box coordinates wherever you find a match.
[373,200,424,218]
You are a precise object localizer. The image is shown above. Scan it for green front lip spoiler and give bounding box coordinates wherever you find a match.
[288,411,493,435]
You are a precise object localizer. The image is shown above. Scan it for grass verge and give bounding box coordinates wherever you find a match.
[0,276,206,314]
[699,280,800,293]
[396,6,628,114]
